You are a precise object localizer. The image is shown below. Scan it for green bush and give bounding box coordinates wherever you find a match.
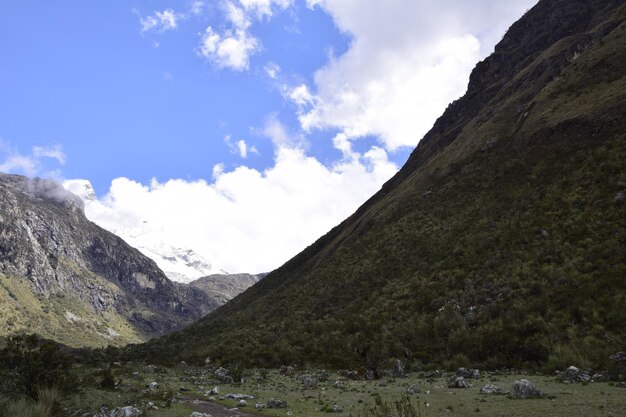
[0,334,75,400]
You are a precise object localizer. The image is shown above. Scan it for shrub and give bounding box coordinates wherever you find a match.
[0,334,75,400]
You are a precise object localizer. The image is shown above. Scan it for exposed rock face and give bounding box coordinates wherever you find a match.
[190,273,266,306]
[511,379,544,399]
[0,174,215,346]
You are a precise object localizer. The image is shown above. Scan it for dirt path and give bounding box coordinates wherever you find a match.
[179,396,266,417]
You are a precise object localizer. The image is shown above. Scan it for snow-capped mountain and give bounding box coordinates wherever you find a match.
[64,179,227,283]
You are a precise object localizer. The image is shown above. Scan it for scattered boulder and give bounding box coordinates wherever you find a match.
[214,367,233,384]
[117,407,142,417]
[511,379,543,399]
[190,413,212,417]
[266,399,288,409]
[480,383,504,395]
[365,368,376,380]
[424,370,443,379]
[301,376,318,390]
[209,386,219,395]
[220,394,255,400]
[456,368,480,379]
[406,384,420,394]
[279,365,294,375]
[147,382,158,390]
[346,370,359,380]
[393,359,406,377]
[95,406,142,417]
[447,376,470,389]
[609,352,626,380]
[560,366,591,383]
[592,371,610,382]
[316,370,330,382]
[331,404,343,413]
[239,400,247,407]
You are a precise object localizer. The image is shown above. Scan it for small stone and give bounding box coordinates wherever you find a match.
[480,383,504,395]
[209,386,219,395]
[190,413,212,417]
[346,370,359,380]
[406,384,420,394]
[279,365,294,375]
[239,399,247,407]
[147,382,158,390]
[592,371,609,382]
[331,404,343,413]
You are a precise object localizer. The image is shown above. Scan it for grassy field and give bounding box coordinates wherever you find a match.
[60,364,626,417]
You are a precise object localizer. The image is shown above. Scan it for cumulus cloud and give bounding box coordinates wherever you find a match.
[0,141,66,178]
[138,9,179,34]
[199,25,260,71]
[293,0,538,151]
[67,119,397,275]
[197,0,292,71]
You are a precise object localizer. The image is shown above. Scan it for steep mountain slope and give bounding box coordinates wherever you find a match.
[190,273,267,305]
[0,174,217,347]
[140,0,626,369]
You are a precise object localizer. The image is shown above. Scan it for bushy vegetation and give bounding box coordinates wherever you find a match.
[0,334,75,401]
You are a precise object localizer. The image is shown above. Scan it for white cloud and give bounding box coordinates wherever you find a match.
[264,62,281,79]
[0,141,66,178]
[33,144,67,165]
[139,9,179,34]
[67,119,397,275]
[197,0,293,71]
[199,25,259,71]
[293,0,538,151]
[238,0,292,19]
[237,140,248,158]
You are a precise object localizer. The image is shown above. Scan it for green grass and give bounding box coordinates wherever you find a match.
[56,364,626,417]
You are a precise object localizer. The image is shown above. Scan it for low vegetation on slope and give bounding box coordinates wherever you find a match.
[133,0,626,371]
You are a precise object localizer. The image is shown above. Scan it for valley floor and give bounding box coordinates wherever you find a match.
[62,364,626,417]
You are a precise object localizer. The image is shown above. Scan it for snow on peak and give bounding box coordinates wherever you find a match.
[64,179,97,202]
[63,180,227,283]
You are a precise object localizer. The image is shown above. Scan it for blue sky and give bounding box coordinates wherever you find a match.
[0,0,355,193]
[0,0,538,276]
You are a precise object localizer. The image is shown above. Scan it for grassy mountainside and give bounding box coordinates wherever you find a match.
[136,0,626,369]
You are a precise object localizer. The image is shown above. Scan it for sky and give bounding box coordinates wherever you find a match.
[0,0,538,276]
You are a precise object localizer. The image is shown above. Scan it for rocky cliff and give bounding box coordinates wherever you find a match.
[0,174,217,347]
